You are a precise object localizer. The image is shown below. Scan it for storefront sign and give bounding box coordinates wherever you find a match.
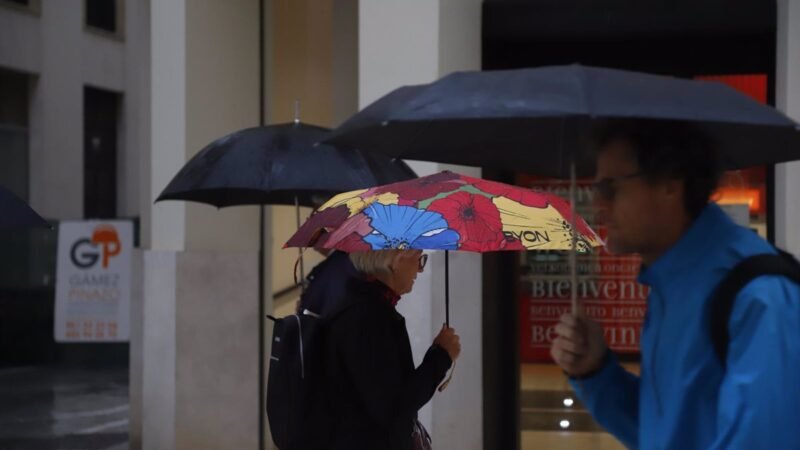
[54,220,133,342]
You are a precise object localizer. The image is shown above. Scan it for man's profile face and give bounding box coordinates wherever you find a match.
[593,140,675,256]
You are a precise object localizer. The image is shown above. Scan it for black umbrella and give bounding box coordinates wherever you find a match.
[157,121,416,207]
[326,64,800,178]
[324,64,800,316]
[0,186,49,228]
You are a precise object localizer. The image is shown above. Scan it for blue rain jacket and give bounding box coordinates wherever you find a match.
[571,203,800,450]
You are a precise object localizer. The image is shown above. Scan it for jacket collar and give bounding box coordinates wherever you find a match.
[363,275,401,307]
[638,203,737,289]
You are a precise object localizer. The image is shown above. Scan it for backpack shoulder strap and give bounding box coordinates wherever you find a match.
[320,294,371,324]
[710,249,800,365]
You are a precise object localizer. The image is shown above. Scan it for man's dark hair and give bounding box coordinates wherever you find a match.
[593,119,723,218]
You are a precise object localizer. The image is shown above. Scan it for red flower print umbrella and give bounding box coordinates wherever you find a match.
[287,171,601,253]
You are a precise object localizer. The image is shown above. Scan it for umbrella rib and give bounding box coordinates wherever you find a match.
[494,207,528,220]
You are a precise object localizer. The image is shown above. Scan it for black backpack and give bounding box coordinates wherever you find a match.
[266,311,329,450]
[266,298,362,450]
[709,248,800,365]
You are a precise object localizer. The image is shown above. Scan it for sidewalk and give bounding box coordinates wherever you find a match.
[0,366,128,450]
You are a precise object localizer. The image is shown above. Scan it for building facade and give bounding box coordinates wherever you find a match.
[1,1,799,449]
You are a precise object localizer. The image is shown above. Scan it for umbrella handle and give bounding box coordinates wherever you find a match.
[445,250,450,327]
[438,251,454,392]
[437,360,456,392]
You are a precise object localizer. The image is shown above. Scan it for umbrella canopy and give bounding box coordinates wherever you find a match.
[157,121,417,208]
[286,171,601,253]
[0,186,49,228]
[325,64,800,177]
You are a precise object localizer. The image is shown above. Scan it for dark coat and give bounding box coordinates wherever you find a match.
[300,252,451,450]
[299,251,353,316]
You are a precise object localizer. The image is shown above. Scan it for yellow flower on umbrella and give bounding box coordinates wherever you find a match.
[318,189,399,217]
[493,196,601,252]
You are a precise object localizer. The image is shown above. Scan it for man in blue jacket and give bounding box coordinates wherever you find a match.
[550,120,800,450]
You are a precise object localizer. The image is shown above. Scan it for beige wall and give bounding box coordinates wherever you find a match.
[174,251,259,450]
[267,0,355,298]
[332,0,359,126]
[269,0,334,126]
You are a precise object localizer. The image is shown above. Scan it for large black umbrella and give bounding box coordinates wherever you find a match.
[0,186,49,228]
[157,121,416,207]
[326,64,800,178]
[324,64,800,317]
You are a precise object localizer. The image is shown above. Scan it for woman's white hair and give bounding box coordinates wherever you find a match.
[349,250,405,276]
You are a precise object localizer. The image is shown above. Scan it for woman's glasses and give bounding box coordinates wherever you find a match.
[418,253,429,271]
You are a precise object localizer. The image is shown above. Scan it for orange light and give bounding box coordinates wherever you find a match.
[714,187,762,214]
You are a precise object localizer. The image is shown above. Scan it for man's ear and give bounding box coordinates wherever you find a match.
[663,178,684,201]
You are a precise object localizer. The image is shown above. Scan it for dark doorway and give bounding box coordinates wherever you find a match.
[83,86,120,219]
[86,0,117,33]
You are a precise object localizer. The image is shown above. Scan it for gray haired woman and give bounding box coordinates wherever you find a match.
[305,248,461,450]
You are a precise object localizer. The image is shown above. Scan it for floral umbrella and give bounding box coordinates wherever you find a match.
[286,170,601,322]
[286,170,601,254]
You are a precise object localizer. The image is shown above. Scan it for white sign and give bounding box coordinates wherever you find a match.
[54,220,133,342]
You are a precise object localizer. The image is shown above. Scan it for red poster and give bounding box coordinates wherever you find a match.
[517,176,648,362]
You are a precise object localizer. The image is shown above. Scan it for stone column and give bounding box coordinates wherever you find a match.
[133,0,267,448]
[775,0,800,256]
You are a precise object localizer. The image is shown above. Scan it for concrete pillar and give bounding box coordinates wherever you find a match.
[120,0,151,219]
[135,0,266,449]
[775,0,800,257]
[359,2,483,449]
[29,0,83,218]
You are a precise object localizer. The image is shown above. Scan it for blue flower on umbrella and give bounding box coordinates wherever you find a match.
[363,203,460,250]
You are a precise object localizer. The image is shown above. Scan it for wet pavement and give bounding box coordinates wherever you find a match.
[0,366,128,450]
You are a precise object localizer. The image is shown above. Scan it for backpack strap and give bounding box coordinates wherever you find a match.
[710,249,800,365]
[320,294,372,324]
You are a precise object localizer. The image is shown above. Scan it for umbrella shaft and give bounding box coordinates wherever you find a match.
[445,251,450,327]
[258,204,265,450]
[570,159,578,314]
[294,196,305,289]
